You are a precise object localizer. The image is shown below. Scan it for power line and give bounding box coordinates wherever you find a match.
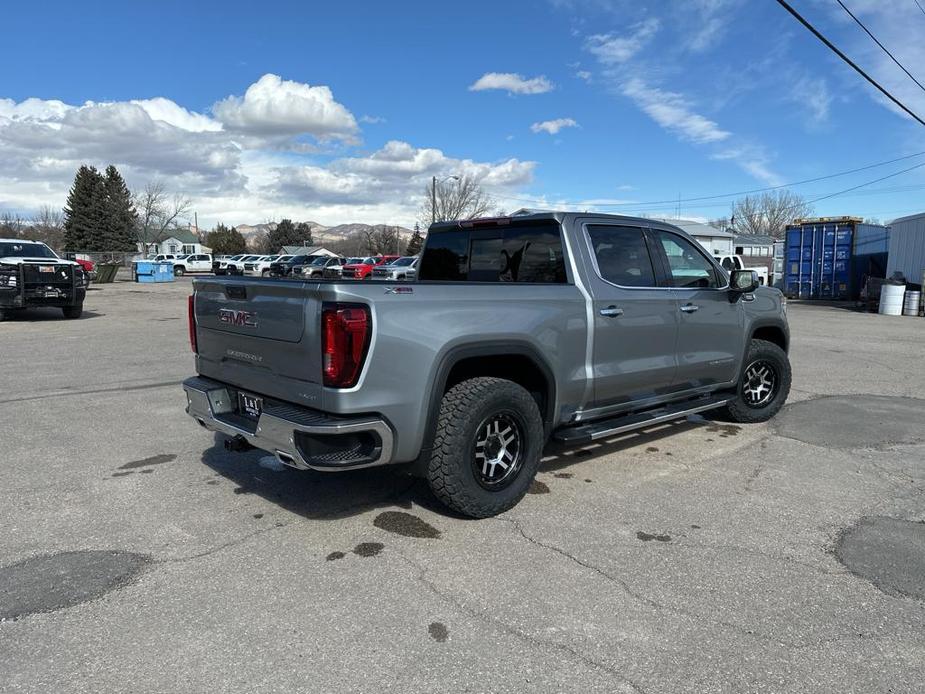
[915,0,925,18]
[836,0,925,95]
[484,149,925,210]
[774,0,925,127]
[489,160,925,228]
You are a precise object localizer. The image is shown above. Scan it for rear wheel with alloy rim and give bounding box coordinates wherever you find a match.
[724,339,791,423]
[427,377,544,518]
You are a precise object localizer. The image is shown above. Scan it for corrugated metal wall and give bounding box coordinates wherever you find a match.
[887,214,925,283]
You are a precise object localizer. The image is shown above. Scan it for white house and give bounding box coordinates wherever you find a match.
[139,228,209,257]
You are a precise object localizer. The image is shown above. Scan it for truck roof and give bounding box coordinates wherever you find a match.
[428,210,690,234]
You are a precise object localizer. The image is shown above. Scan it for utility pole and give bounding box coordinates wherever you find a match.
[431,175,437,225]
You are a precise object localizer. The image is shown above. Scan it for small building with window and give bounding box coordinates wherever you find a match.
[733,234,776,278]
[140,228,208,257]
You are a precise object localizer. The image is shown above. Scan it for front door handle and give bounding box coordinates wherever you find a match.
[680,304,699,313]
[599,306,624,317]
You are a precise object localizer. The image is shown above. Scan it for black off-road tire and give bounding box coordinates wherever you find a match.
[426,377,544,518]
[723,339,791,423]
[62,303,83,319]
[173,265,185,277]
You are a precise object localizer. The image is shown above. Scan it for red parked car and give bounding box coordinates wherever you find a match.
[340,255,399,279]
[71,258,96,284]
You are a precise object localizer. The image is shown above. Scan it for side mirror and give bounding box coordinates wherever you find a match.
[730,269,759,293]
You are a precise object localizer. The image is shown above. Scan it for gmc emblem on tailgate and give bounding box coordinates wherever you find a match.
[218,308,258,328]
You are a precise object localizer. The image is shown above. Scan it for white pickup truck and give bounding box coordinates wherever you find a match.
[172,253,213,276]
[714,255,769,286]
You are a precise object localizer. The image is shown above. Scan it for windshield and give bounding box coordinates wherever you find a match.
[310,256,330,265]
[286,256,307,264]
[392,256,415,267]
[0,241,57,259]
[346,257,363,264]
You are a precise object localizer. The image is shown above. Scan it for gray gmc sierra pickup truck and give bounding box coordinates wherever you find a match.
[183,211,790,517]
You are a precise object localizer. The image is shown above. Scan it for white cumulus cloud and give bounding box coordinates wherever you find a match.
[212,73,359,141]
[0,81,536,227]
[530,118,579,135]
[469,72,555,95]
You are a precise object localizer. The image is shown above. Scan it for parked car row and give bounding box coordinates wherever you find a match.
[146,251,419,280]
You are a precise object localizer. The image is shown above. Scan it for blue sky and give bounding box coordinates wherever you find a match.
[2,0,924,227]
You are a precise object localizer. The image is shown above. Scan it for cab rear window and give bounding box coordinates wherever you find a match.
[418,222,567,283]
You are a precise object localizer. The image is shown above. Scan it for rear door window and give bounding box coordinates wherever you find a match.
[418,223,566,282]
[586,225,658,287]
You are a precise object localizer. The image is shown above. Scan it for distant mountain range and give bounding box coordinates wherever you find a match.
[233,221,415,249]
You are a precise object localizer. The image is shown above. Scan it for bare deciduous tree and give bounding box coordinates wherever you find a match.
[419,174,494,228]
[729,191,814,239]
[0,211,27,238]
[134,181,192,254]
[364,225,403,255]
[31,205,65,248]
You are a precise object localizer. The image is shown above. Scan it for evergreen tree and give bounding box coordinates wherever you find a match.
[406,223,425,256]
[63,166,105,251]
[266,219,306,252]
[102,165,138,251]
[294,221,313,246]
[206,224,247,255]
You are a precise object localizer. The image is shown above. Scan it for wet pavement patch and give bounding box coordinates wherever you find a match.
[706,424,741,437]
[646,446,659,453]
[636,531,671,542]
[428,622,449,642]
[373,511,441,539]
[119,453,176,470]
[353,542,384,558]
[775,396,925,450]
[835,516,925,601]
[0,550,150,620]
[528,480,550,494]
[326,551,345,561]
[554,472,573,479]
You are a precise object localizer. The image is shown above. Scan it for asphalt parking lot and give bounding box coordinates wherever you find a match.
[2,278,924,693]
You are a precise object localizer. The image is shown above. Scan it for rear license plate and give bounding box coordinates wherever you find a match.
[237,392,263,420]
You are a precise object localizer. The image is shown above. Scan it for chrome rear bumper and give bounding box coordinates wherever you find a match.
[183,376,394,471]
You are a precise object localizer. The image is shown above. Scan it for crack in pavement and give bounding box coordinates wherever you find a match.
[0,379,184,405]
[393,552,650,694]
[491,515,879,650]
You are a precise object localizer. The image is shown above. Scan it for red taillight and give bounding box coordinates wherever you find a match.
[188,294,198,354]
[322,303,371,388]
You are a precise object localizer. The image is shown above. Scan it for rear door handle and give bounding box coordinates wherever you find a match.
[599,306,624,317]
[680,304,699,313]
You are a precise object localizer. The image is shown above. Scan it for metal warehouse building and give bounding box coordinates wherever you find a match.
[887,212,925,285]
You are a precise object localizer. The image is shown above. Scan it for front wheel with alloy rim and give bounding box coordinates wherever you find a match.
[723,338,791,423]
[426,377,544,518]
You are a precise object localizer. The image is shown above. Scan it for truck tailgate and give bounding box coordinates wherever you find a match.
[193,278,323,407]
